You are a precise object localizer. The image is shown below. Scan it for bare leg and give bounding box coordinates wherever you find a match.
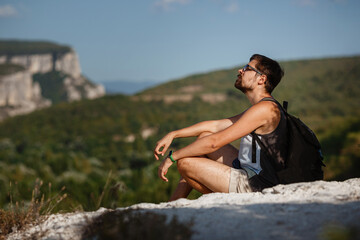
[169,177,193,201]
[177,157,232,193]
[179,175,212,194]
[169,132,238,201]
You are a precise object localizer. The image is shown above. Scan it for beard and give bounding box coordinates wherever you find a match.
[234,74,249,93]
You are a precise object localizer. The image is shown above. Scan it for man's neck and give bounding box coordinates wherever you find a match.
[246,91,272,105]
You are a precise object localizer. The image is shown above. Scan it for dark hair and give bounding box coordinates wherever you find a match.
[250,54,284,93]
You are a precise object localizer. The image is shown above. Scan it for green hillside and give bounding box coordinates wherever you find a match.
[0,56,359,212]
[139,56,360,132]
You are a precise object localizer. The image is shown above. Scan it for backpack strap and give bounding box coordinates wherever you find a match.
[259,97,288,113]
[251,136,256,163]
[260,97,276,103]
[251,131,276,166]
[283,101,288,112]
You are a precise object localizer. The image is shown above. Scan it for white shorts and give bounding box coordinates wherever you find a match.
[228,168,252,193]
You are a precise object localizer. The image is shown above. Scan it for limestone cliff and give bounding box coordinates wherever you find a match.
[0,40,105,120]
[0,68,51,119]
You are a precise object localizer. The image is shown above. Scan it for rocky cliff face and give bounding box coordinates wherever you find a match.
[0,51,82,78]
[0,69,51,119]
[0,45,105,120]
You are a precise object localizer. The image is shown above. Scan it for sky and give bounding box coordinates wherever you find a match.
[0,0,360,84]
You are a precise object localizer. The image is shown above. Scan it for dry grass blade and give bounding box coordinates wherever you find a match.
[96,170,112,210]
[0,179,68,239]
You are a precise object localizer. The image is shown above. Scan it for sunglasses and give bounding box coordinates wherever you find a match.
[242,64,263,75]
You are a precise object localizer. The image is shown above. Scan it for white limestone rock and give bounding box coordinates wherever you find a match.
[54,51,82,78]
[7,178,360,240]
[0,46,105,120]
[0,70,51,120]
[84,83,106,100]
[6,54,53,74]
[1,51,81,78]
[0,70,33,107]
[63,75,105,102]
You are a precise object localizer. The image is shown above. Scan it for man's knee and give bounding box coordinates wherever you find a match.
[177,158,192,174]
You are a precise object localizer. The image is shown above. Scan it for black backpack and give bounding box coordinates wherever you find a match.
[251,98,325,187]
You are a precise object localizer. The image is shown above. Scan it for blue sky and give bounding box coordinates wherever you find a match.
[0,0,359,83]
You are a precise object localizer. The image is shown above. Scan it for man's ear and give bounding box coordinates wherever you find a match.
[258,74,267,85]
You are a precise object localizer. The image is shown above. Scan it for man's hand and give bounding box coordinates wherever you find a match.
[154,132,174,160]
[158,157,173,182]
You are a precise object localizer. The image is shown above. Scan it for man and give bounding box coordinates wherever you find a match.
[154,54,286,201]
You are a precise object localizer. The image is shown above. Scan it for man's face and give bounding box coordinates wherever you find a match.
[234,60,261,93]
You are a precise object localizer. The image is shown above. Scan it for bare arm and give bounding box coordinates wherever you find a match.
[153,113,243,160]
[172,116,240,138]
[157,101,280,182]
[171,102,276,162]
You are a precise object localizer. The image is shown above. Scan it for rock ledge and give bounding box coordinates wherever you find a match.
[7,178,360,240]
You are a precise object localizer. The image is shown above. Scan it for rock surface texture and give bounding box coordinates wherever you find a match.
[7,178,360,240]
[0,50,105,120]
[0,70,51,119]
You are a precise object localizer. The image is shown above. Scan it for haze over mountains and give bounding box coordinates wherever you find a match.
[100,80,159,95]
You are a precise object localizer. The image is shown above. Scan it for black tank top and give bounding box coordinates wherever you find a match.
[256,98,288,171]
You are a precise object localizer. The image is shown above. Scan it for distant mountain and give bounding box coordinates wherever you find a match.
[100,80,160,95]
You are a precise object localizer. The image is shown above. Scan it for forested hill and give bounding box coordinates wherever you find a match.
[0,55,359,212]
[0,40,72,55]
[138,56,360,131]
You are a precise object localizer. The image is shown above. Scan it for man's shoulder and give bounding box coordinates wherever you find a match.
[252,100,279,114]
[240,101,280,127]
[248,100,282,134]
